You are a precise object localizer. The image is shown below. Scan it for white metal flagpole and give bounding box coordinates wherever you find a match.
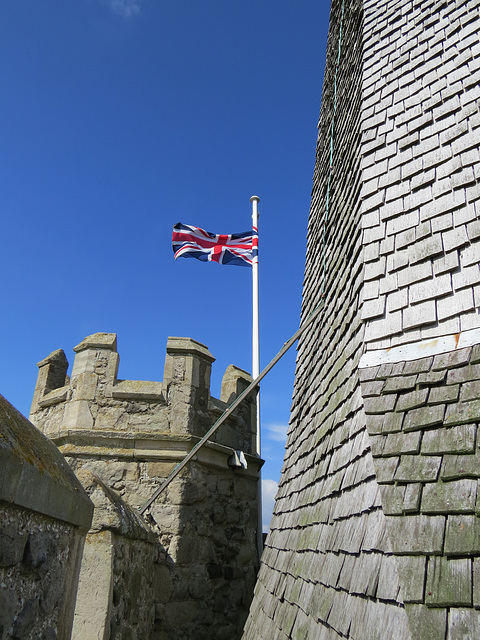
[251,196,260,437]
[250,195,263,557]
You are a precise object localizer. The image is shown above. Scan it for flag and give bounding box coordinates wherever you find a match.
[172,222,258,267]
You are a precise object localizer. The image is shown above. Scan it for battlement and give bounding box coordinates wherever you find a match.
[30,333,257,461]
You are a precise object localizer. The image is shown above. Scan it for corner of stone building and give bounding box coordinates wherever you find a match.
[0,392,93,640]
[71,468,158,640]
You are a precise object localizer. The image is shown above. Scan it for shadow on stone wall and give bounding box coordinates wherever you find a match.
[0,394,93,640]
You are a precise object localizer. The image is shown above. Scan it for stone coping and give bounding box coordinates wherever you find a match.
[73,332,117,352]
[38,379,167,408]
[112,379,165,401]
[360,328,480,368]
[77,469,157,542]
[38,385,69,408]
[166,336,215,363]
[53,430,264,477]
[0,394,93,529]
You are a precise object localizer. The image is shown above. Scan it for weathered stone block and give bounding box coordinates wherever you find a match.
[73,372,97,401]
[30,348,69,415]
[0,528,28,567]
[71,530,114,640]
[63,400,94,431]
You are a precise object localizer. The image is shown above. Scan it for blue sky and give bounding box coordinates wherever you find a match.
[0,0,330,530]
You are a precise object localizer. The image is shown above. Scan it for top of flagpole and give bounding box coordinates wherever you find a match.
[250,195,260,203]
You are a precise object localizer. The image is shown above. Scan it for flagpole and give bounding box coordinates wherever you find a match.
[250,195,262,557]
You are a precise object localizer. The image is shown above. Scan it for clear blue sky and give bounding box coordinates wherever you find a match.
[0,0,330,530]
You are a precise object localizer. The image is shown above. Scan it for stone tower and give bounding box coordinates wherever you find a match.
[30,333,262,640]
[244,0,480,638]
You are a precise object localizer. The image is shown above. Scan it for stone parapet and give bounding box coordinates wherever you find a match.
[30,333,256,454]
[0,394,93,529]
[0,393,93,640]
[71,470,157,640]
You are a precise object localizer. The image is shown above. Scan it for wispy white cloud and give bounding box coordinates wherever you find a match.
[265,423,289,443]
[262,478,279,533]
[100,0,142,19]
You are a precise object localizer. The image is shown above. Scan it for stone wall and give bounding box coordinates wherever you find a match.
[244,0,480,638]
[0,393,93,640]
[72,470,157,640]
[30,333,262,640]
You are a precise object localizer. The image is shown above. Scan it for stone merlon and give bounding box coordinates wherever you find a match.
[30,333,257,457]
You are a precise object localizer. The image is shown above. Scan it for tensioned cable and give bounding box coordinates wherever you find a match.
[138,0,346,515]
[138,302,325,515]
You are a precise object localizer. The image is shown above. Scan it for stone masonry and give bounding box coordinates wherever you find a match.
[244,0,480,638]
[0,393,93,640]
[30,333,262,640]
[71,469,158,640]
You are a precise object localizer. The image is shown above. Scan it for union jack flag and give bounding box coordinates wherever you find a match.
[172,222,258,267]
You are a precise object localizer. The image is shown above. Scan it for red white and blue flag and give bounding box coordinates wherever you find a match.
[172,222,258,267]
